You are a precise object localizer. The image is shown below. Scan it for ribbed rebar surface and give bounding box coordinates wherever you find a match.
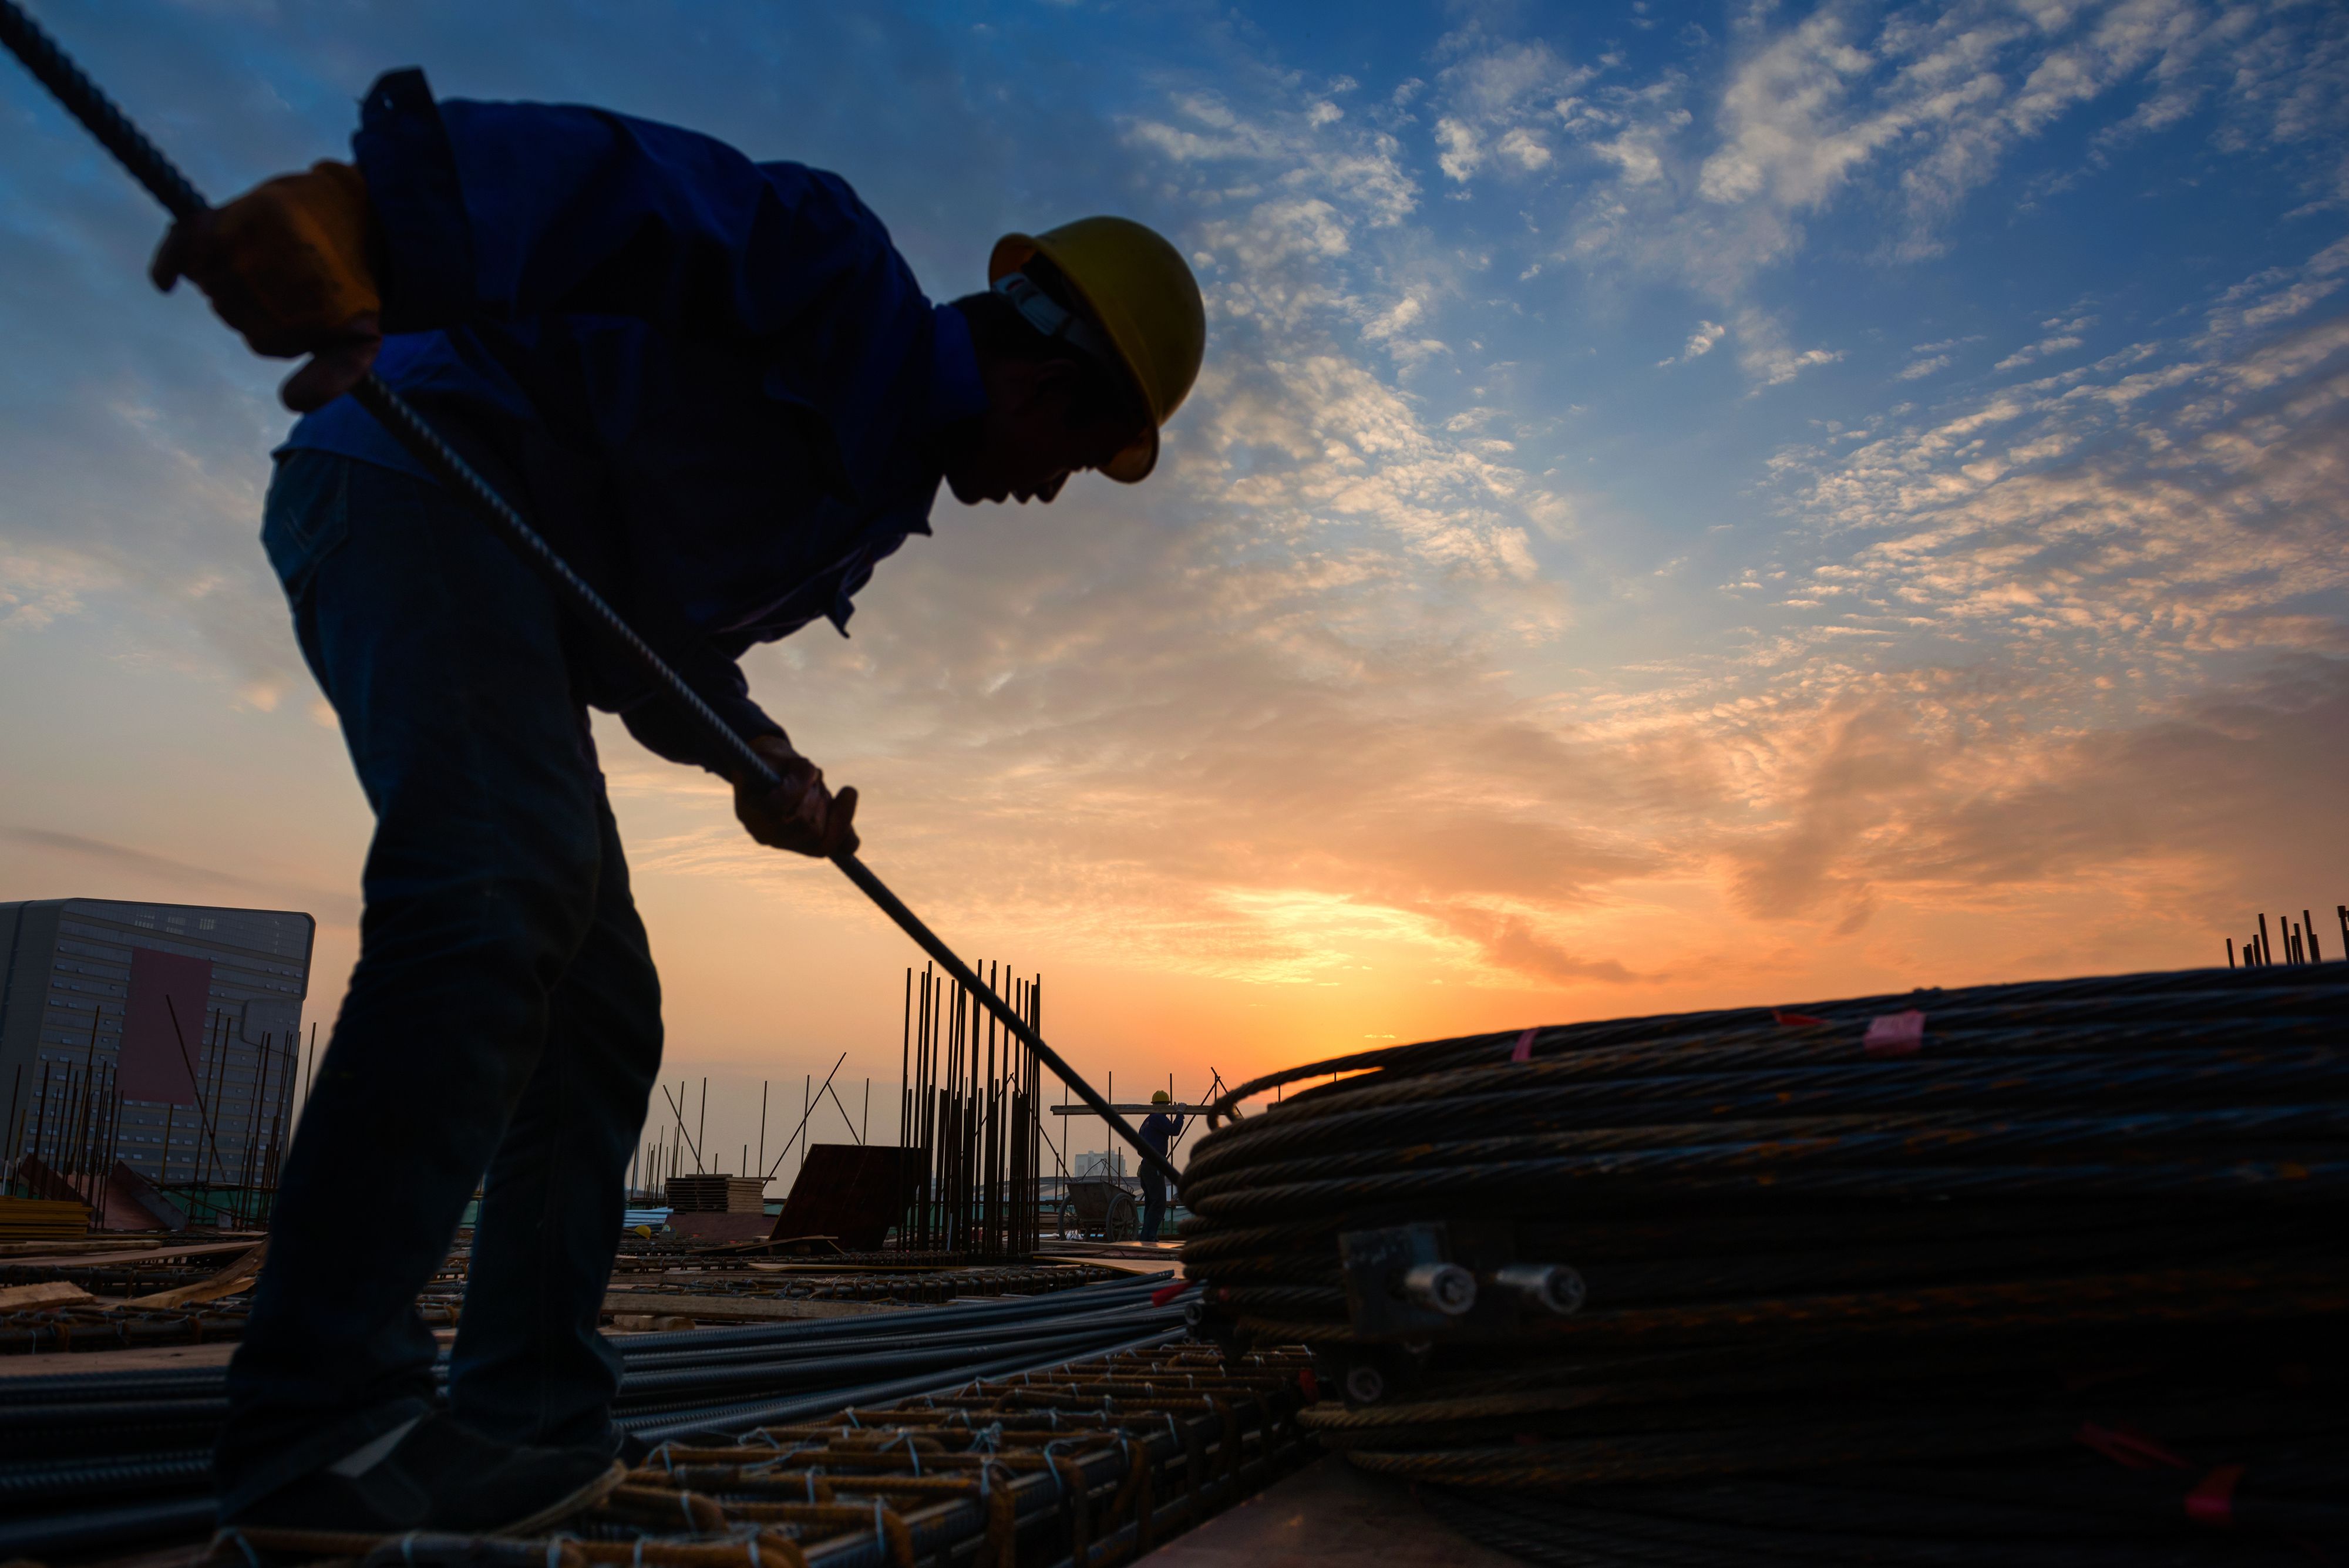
[1178,963,2347,1563]
[0,1274,1222,1560]
[1,1339,1314,1567]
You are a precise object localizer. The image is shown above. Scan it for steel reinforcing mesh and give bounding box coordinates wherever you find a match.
[1177,963,2348,1564]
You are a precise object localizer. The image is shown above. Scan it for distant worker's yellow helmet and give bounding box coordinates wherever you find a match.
[1152,1089,1172,1104]
[990,217,1206,484]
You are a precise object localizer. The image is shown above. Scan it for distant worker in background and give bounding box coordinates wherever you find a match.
[150,69,1204,1538]
[1139,1089,1185,1243]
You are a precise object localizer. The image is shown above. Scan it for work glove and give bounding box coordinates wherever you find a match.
[735,733,860,859]
[149,161,382,412]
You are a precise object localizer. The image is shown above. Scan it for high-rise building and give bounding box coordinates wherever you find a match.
[1,899,315,1185]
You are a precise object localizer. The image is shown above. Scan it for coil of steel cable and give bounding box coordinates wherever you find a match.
[1178,963,2348,1564]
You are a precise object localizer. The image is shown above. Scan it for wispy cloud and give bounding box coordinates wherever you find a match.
[1995,315,2095,372]
[1659,319,1727,367]
[3,0,2345,1041]
[1,826,356,921]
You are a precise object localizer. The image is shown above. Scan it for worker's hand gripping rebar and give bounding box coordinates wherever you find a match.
[0,0,1179,1187]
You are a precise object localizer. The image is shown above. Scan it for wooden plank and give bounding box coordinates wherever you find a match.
[124,1271,260,1309]
[600,1291,906,1323]
[1049,1104,1213,1115]
[0,1238,167,1257]
[0,1237,261,1268]
[125,1240,267,1308]
[0,1280,96,1310]
[1038,1253,1182,1276]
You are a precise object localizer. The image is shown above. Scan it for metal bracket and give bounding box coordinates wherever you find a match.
[1339,1223,1471,1340]
[1339,1221,1587,1342]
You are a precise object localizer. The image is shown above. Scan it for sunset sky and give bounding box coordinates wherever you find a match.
[3,0,2344,1179]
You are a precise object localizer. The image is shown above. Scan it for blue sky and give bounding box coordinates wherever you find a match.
[4,1,2347,1160]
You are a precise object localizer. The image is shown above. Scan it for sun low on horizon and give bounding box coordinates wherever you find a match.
[4,0,2344,1167]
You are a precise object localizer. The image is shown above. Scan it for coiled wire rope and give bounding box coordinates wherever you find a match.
[1177,963,2347,1563]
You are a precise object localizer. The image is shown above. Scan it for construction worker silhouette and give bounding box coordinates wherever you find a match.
[152,70,1205,1534]
[1138,1090,1184,1244]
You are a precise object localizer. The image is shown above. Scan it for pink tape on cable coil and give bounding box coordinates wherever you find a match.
[1862,1009,1927,1056]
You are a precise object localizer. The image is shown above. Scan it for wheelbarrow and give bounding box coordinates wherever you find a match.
[1056,1178,1139,1241]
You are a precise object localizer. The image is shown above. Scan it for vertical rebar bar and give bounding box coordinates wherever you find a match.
[240,1032,272,1199]
[301,1022,318,1118]
[928,980,942,1253]
[910,968,924,1248]
[200,1010,226,1182]
[1029,975,1042,1256]
[897,968,910,1244]
[72,1007,102,1179]
[216,1010,238,1185]
[945,978,960,1253]
[927,967,941,1249]
[58,1066,79,1186]
[31,1061,52,1174]
[99,1068,122,1227]
[984,960,999,1257]
[958,977,973,1253]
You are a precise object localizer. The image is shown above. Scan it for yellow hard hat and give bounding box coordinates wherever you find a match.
[990,217,1205,483]
[1152,1089,1171,1103]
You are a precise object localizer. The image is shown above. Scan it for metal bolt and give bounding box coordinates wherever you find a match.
[1344,1363,1386,1404]
[1401,1262,1477,1315]
[1494,1263,1586,1316]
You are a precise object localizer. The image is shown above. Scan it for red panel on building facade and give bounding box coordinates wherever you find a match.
[119,946,213,1106]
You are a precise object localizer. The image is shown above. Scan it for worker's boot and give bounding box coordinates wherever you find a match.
[224,1412,624,1536]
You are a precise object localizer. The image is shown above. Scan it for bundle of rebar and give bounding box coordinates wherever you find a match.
[607,1264,1121,1305]
[17,1340,1311,1568]
[897,962,1046,1258]
[0,1271,1203,1559]
[1178,964,2348,1564]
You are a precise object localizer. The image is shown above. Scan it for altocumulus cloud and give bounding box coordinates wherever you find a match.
[4,0,2347,1008]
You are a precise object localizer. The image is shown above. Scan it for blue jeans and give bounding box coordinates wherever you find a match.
[219,452,665,1514]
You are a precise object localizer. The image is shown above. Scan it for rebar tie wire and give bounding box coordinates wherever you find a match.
[0,0,1174,1187]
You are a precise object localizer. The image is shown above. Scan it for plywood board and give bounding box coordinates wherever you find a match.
[770,1145,920,1251]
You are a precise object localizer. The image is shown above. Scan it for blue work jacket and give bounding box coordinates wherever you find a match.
[284,69,986,773]
[1139,1111,1184,1155]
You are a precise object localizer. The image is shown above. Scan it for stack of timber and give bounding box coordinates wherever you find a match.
[662,1175,767,1214]
[0,1196,88,1241]
[1180,963,2349,1564]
